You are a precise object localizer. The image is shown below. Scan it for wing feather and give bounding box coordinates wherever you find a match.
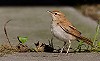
[58,21,81,38]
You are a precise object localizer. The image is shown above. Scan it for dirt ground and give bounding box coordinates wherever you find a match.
[0,52,100,61]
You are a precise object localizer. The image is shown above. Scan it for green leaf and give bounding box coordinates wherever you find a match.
[17,36,28,44]
[97,42,100,47]
[79,41,83,45]
[93,24,100,45]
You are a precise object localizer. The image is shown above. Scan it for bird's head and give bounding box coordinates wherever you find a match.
[47,10,66,21]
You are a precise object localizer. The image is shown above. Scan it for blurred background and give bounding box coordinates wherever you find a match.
[0,0,99,6]
[0,0,100,49]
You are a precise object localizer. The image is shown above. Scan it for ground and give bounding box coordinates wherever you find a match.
[0,52,100,61]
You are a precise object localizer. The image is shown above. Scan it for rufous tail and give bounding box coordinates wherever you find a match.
[78,36,93,47]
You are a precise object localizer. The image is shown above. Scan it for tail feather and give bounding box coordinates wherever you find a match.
[78,36,93,47]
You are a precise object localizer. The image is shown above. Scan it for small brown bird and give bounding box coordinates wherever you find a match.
[47,10,93,54]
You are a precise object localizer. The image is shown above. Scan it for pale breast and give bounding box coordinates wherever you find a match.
[51,23,76,42]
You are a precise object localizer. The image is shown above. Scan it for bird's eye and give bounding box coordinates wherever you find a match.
[54,13,57,15]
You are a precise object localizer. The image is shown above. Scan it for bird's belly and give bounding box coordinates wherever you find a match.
[51,25,76,42]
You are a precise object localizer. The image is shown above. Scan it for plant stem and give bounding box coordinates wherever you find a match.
[4,20,12,48]
[93,23,100,46]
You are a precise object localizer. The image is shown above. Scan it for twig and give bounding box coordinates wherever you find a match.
[4,20,12,48]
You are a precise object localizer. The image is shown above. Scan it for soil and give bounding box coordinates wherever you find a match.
[0,52,100,61]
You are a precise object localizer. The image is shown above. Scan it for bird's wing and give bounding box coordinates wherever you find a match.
[58,22,81,38]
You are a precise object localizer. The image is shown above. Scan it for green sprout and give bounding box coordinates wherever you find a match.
[17,36,28,44]
[92,19,100,52]
[93,24,100,46]
[97,42,100,50]
[75,41,89,52]
[76,41,84,52]
[93,19,100,47]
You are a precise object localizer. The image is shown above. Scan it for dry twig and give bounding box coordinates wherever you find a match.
[4,20,12,48]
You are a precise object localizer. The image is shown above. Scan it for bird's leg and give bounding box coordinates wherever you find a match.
[60,42,66,53]
[66,40,71,54]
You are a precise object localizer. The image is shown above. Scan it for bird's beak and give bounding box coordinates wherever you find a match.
[47,10,53,14]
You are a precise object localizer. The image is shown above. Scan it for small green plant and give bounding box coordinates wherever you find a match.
[74,41,90,52]
[75,20,100,52]
[92,20,100,51]
[17,36,28,44]
[93,23,100,46]
[75,41,84,52]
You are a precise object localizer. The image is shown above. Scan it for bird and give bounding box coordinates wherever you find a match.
[47,10,93,54]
